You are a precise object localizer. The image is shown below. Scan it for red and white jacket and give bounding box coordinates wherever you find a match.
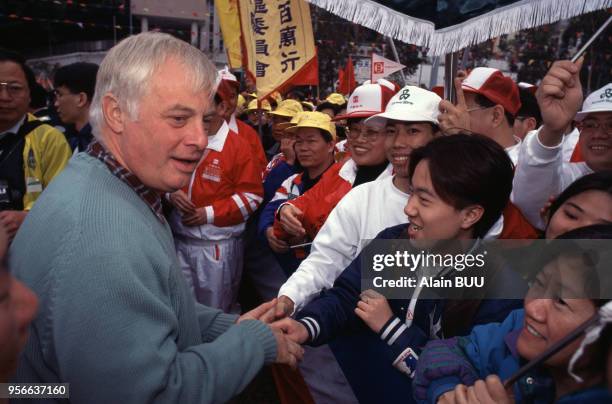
[170,121,263,241]
[229,114,268,175]
[273,158,393,241]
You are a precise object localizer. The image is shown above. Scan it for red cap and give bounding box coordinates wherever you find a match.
[333,79,399,121]
[461,67,521,116]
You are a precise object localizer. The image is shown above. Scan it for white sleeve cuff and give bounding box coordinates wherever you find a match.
[299,317,320,341]
[205,206,214,224]
[528,127,563,163]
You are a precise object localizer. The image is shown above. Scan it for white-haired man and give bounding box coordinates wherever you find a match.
[9,32,302,403]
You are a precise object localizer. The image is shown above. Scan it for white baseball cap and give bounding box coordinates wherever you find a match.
[218,66,238,83]
[365,85,441,126]
[333,79,398,121]
[575,83,612,121]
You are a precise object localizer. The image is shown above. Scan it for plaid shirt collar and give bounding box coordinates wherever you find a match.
[87,140,165,222]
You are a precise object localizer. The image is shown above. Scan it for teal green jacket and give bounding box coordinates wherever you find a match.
[10,153,277,403]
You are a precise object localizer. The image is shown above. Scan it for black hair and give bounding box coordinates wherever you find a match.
[53,62,99,101]
[0,48,36,93]
[517,88,542,127]
[316,101,345,116]
[547,171,612,225]
[29,82,49,110]
[385,120,440,134]
[213,93,223,105]
[408,133,514,238]
[475,93,515,126]
[287,89,305,101]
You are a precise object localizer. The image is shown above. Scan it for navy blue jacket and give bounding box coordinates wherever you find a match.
[296,224,526,404]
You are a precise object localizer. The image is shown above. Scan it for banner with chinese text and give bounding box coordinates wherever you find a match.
[239,0,317,99]
[214,0,243,69]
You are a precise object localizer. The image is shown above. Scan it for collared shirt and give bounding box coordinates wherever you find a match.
[0,115,26,141]
[86,140,165,222]
[70,123,94,154]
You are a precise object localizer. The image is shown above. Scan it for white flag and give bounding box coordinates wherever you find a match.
[371,53,405,81]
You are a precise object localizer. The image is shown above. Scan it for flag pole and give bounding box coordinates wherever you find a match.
[387,37,407,85]
[444,51,459,104]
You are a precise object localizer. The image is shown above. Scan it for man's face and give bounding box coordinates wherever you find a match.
[294,127,333,168]
[54,85,83,125]
[385,121,437,178]
[270,114,292,141]
[513,116,537,140]
[222,85,238,120]
[580,112,612,171]
[0,61,30,131]
[464,92,496,137]
[404,160,474,248]
[117,58,209,192]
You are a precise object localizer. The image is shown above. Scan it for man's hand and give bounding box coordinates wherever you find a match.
[272,328,304,369]
[437,376,514,404]
[181,207,207,226]
[237,299,278,323]
[169,190,196,215]
[537,58,584,145]
[260,295,295,323]
[438,77,471,135]
[354,289,393,333]
[279,204,306,237]
[266,227,289,253]
[270,317,309,344]
[280,137,296,165]
[0,210,28,240]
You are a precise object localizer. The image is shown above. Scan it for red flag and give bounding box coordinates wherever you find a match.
[337,56,356,95]
[337,66,345,91]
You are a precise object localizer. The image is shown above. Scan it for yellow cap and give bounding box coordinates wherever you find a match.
[286,111,336,141]
[237,94,246,109]
[325,93,346,106]
[268,99,304,118]
[246,99,272,112]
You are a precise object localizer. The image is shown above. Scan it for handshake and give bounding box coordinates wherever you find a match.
[237,296,309,369]
[237,290,394,368]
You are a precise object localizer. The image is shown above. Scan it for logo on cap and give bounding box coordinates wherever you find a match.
[399,89,411,101]
[601,89,612,100]
[352,95,359,103]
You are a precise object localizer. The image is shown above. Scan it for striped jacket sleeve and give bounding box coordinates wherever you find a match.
[208,150,264,227]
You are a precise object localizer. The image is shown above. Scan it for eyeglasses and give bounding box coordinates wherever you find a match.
[578,120,612,134]
[346,124,384,142]
[53,89,75,99]
[0,82,26,97]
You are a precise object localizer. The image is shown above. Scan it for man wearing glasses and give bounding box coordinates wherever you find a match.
[437,67,522,164]
[513,57,612,229]
[0,49,71,239]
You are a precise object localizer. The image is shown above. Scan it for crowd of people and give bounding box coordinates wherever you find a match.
[1,27,612,404]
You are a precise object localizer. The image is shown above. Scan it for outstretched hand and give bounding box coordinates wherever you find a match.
[537,57,584,145]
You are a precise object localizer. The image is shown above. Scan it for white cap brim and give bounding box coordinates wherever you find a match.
[365,110,439,126]
[575,107,612,122]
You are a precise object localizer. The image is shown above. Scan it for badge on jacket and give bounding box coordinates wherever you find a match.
[26,177,43,193]
[202,162,221,182]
